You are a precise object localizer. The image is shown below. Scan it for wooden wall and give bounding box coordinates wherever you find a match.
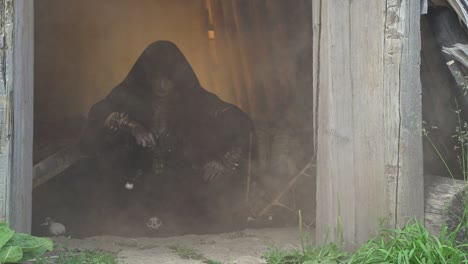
[206,0,313,124]
[34,0,212,123]
[314,0,424,248]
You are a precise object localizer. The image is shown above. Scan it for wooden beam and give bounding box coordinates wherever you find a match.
[10,0,34,233]
[0,0,14,226]
[33,145,81,189]
[394,0,424,229]
[315,0,423,248]
[0,0,33,233]
[424,174,467,241]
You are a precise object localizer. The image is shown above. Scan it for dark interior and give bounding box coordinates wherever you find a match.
[32,0,315,238]
[421,6,468,180]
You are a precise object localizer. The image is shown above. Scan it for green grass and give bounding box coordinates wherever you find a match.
[264,243,347,264]
[348,221,468,264]
[33,249,124,264]
[54,250,123,264]
[263,219,468,264]
[29,235,123,264]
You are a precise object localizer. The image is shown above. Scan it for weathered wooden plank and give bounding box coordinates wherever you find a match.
[8,0,34,233]
[316,0,423,248]
[383,0,404,231]
[0,0,14,225]
[316,0,357,246]
[421,0,429,14]
[328,0,356,245]
[316,0,335,244]
[396,0,424,227]
[444,0,468,28]
[33,145,81,189]
[350,0,387,244]
[383,0,424,229]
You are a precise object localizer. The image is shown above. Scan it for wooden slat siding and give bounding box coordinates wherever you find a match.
[330,0,356,245]
[265,1,292,111]
[208,0,237,103]
[213,0,243,108]
[246,0,276,118]
[395,0,424,227]
[0,0,14,223]
[208,1,313,122]
[9,0,33,233]
[316,0,423,247]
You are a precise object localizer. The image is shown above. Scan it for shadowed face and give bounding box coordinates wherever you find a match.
[151,78,175,97]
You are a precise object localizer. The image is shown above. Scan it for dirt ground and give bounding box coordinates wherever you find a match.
[52,227,315,264]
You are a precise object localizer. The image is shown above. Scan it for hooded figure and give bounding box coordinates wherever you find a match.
[79,41,256,235]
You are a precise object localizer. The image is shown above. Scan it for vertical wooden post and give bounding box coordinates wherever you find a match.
[314,0,423,248]
[0,0,34,233]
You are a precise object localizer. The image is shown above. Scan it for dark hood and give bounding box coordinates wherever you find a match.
[122,40,203,96]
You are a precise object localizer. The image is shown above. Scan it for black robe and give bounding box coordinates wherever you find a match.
[73,41,256,236]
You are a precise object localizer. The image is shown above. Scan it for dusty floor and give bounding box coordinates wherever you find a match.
[52,227,315,264]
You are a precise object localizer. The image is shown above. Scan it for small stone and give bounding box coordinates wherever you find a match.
[125,182,134,190]
[49,222,66,236]
[42,217,66,236]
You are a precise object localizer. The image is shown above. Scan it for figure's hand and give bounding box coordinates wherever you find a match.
[131,125,155,148]
[203,160,227,182]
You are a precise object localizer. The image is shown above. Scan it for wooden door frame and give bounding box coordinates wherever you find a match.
[0,0,34,233]
[0,1,423,245]
[313,0,423,248]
